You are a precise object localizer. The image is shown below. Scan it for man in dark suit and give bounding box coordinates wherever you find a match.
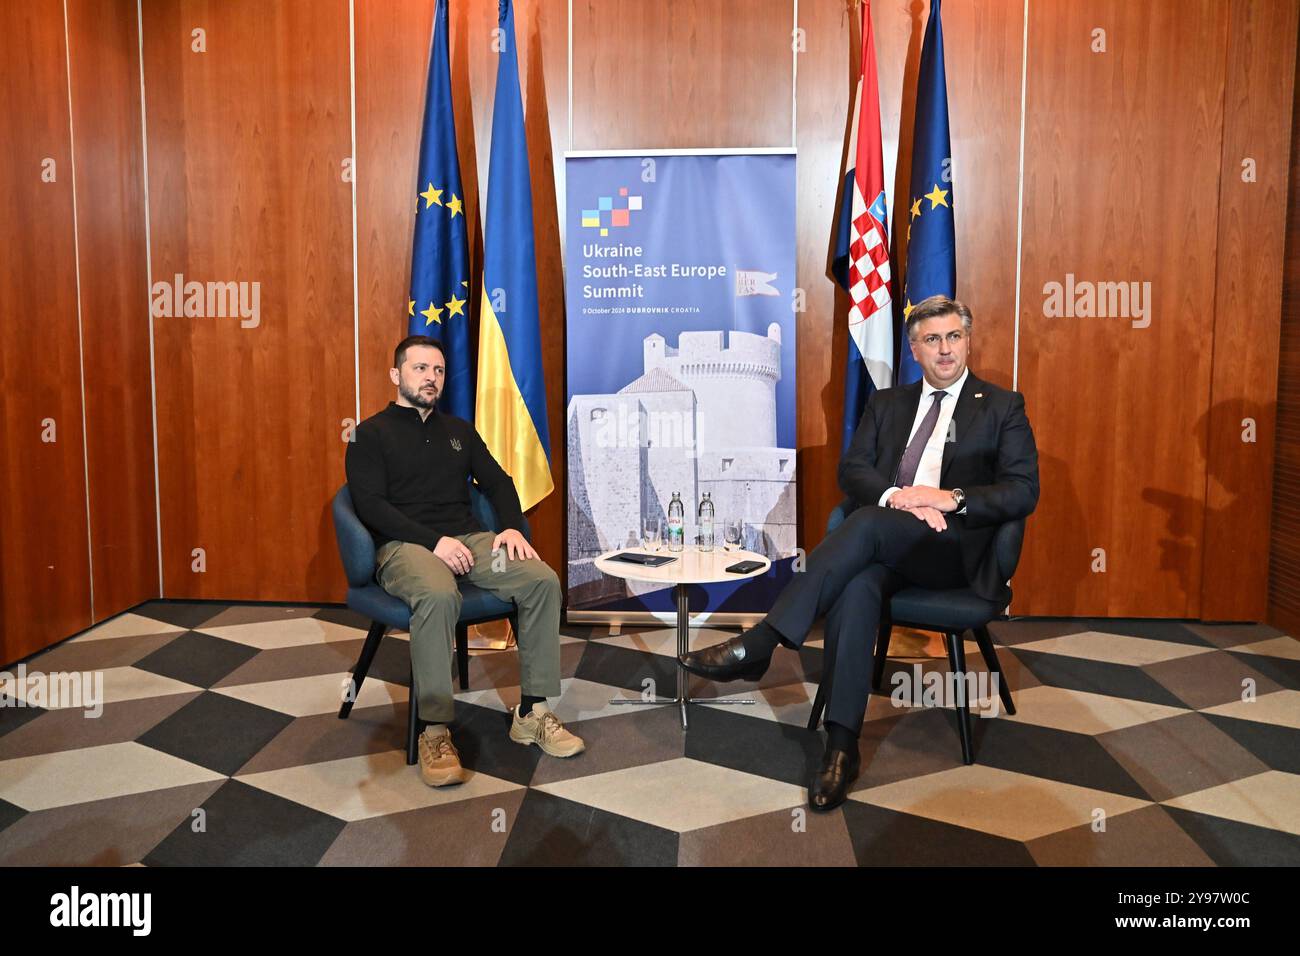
[680,295,1039,811]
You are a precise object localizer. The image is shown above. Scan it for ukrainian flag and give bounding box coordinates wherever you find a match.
[475,0,553,510]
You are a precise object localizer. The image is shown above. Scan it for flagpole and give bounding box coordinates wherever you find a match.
[348,0,361,425]
[1012,0,1029,391]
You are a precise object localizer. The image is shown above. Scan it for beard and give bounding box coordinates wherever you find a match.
[400,381,438,409]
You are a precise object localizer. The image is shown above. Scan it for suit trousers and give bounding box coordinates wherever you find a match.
[376,532,562,723]
[766,505,968,733]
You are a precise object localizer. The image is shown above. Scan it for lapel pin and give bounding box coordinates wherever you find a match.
[974,392,983,398]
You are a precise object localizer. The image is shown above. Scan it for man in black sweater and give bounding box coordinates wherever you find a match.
[680,296,1040,811]
[345,336,583,787]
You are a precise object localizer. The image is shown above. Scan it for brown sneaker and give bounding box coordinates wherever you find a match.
[509,703,586,758]
[418,726,468,787]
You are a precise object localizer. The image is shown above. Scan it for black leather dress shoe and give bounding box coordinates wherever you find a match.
[808,747,860,813]
[678,636,771,682]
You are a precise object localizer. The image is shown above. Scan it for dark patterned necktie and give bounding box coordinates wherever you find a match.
[894,390,947,487]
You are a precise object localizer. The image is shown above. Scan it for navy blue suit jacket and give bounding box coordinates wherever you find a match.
[837,373,1040,603]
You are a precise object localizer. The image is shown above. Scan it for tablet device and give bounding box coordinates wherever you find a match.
[609,552,678,567]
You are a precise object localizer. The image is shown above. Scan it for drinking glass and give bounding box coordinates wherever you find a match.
[723,518,743,551]
[642,517,662,552]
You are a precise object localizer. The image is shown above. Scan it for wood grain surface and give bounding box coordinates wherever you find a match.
[0,0,94,662]
[2,0,1297,660]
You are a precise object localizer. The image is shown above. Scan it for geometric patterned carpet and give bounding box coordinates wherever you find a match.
[1,601,1297,866]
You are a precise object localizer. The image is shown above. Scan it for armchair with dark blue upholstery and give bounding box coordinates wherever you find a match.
[808,499,1021,764]
[332,484,527,765]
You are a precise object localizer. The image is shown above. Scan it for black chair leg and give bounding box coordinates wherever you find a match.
[339,620,386,719]
[870,611,892,692]
[807,683,827,731]
[808,632,835,731]
[945,631,975,765]
[973,625,1016,716]
[407,665,421,766]
[455,621,471,690]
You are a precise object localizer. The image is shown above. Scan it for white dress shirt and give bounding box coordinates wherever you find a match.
[879,367,969,509]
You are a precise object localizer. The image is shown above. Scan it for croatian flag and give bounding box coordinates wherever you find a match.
[832,0,894,455]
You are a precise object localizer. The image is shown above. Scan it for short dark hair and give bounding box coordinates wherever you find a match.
[906,295,973,340]
[393,335,446,369]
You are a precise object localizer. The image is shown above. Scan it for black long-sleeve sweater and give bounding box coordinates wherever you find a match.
[344,402,525,550]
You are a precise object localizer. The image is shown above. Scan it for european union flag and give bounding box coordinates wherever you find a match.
[899,0,955,385]
[409,0,473,420]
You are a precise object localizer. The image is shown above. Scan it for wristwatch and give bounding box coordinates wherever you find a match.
[950,488,966,511]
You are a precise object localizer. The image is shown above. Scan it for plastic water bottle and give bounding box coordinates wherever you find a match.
[698,492,715,552]
[667,492,685,552]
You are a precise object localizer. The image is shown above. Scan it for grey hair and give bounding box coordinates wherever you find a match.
[906,294,973,340]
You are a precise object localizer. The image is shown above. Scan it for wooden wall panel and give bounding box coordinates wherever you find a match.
[792,0,854,551]
[514,0,570,574]
[931,0,1023,392]
[1270,15,1300,636]
[67,0,159,622]
[0,0,94,663]
[1201,0,1298,621]
[142,0,354,600]
[2,0,1296,638]
[1016,0,1227,617]
[355,0,440,424]
[571,0,794,150]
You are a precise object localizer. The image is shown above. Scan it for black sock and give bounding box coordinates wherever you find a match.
[825,721,859,754]
[739,620,783,658]
[519,694,545,716]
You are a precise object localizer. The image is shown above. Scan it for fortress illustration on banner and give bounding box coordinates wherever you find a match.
[566,325,798,606]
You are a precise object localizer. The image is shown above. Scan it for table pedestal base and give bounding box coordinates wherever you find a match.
[609,581,755,729]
